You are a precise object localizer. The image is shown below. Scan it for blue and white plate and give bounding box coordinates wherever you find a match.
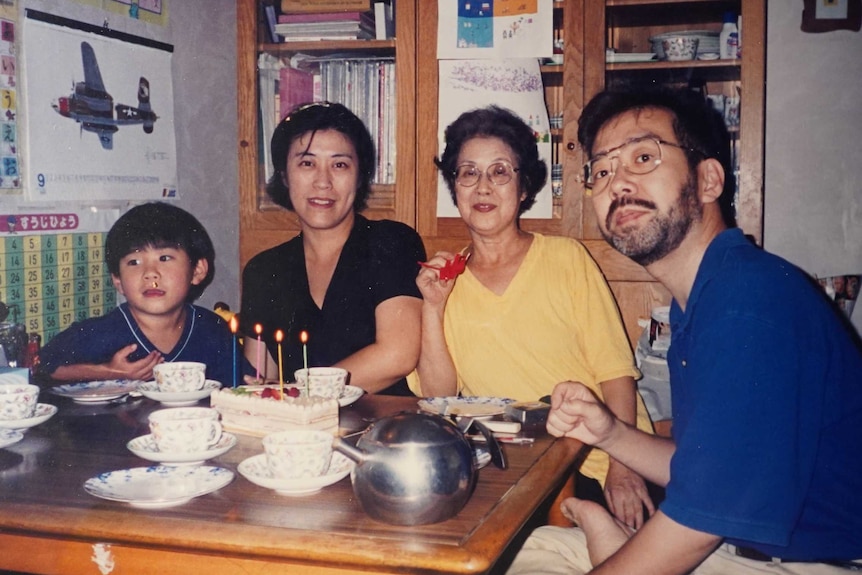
[0,428,24,448]
[84,465,234,508]
[418,396,516,418]
[238,452,353,496]
[50,380,144,403]
[0,404,58,431]
[127,432,237,466]
[137,380,221,407]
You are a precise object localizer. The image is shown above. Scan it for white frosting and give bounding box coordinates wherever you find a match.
[211,386,338,436]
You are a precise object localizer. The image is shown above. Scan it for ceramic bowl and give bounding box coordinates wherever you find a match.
[661,37,699,61]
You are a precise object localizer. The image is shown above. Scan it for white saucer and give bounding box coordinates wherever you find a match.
[277,384,364,407]
[238,452,353,496]
[418,396,516,418]
[0,428,24,448]
[127,432,237,466]
[50,380,144,403]
[0,404,58,431]
[138,380,221,406]
[338,385,364,407]
[83,465,234,508]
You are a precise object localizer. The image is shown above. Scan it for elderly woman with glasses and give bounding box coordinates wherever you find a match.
[409,105,657,528]
[240,102,426,395]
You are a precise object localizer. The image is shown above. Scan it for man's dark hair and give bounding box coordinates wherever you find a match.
[266,102,376,212]
[105,202,215,302]
[578,89,736,227]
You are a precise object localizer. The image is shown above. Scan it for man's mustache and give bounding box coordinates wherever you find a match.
[606,196,657,229]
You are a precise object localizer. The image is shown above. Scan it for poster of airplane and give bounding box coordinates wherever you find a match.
[22,14,176,202]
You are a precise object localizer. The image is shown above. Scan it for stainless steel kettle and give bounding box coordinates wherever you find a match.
[332,411,505,525]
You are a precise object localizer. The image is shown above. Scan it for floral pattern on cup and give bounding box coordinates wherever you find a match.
[262,429,333,479]
[148,406,222,453]
[0,383,39,421]
[661,37,699,61]
[293,367,348,400]
[153,361,207,393]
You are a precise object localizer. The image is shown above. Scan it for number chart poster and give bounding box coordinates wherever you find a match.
[22,12,177,202]
[0,232,117,345]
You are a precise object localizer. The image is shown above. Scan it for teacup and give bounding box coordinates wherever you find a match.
[0,382,39,420]
[153,362,206,393]
[148,407,222,453]
[262,429,333,479]
[293,367,348,400]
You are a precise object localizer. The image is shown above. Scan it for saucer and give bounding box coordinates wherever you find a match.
[238,452,353,496]
[0,404,58,431]
[127,432,237,466]
[138,380,221,406]
[50,380,144,403]
[84,465,234,508]
[0,428,23,448]
[339,385,364,407]
[418,396,516,418]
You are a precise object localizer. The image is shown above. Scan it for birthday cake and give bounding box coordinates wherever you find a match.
[210,385,339,436]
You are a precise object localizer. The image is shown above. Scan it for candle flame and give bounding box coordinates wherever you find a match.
[275,329,283,343]
[254,323,263,336]
[229,316,238,334]
[300,330,308,344]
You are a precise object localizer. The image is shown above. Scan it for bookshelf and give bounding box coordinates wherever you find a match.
[236,0,416,270]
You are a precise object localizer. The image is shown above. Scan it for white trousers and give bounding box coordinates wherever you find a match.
[504,526,860,575]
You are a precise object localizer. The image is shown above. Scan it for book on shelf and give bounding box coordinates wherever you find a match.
[277,11,370,24]
[274,11,375,39]
[373,1,394,40]
[264,4,280,43]
[280,0,370,13]
[279,66,315,121]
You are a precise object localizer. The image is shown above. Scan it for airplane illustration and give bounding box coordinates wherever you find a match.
[51,41,157,150]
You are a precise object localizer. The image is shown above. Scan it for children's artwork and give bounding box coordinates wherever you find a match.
[438,0,552,60]
[437,59,552,219]
[22,12,177,202]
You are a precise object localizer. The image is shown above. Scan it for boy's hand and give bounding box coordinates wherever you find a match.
[108,344,161,381]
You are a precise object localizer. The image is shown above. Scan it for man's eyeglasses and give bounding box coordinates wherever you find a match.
[454,161,520,187]
[581,136,701,197]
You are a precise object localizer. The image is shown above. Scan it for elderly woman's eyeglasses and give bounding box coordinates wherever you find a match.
[454,161,520,187]
[581,136,700,197]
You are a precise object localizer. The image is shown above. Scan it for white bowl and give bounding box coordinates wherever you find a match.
[661,37,699,61]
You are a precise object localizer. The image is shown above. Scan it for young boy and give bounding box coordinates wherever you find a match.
[40,202,251,386]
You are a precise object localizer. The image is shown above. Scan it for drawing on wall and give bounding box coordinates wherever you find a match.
[438,0,552,60]
[437,58,552,219]
[22,15,177,201]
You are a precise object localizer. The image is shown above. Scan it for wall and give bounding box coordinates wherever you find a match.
[764,1,862,335]
[7,0,239,313]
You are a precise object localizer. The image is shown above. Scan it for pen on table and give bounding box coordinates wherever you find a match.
[470,435,535,445]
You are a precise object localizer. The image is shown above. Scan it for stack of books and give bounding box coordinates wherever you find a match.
[274,11,376,41]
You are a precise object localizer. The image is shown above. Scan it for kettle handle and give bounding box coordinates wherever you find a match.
[473,420,507,469]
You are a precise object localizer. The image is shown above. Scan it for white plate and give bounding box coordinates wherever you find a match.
[138,380,221,406]
[606,52,657,63]
[0,404,58,430]
[127,432,237,466]
[275,384,364,407]
[50,380,144,403]
[418,396,516,418]
[84,465,234,508]
[0,428,23,448]
[238,452,353,496]
[338,385,364,407]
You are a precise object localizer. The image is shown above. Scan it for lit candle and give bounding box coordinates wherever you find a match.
[254,323,263,382]
[300,330,309,396]
[275,329,284,401]
[229,316,239,388]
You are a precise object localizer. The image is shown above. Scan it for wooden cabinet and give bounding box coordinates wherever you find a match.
[236,0,417,270]
[415,1,764,346]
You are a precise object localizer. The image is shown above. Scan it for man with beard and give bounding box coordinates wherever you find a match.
[505,89,862,574]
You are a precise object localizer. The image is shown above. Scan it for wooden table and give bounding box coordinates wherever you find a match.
[0,392,584,574]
